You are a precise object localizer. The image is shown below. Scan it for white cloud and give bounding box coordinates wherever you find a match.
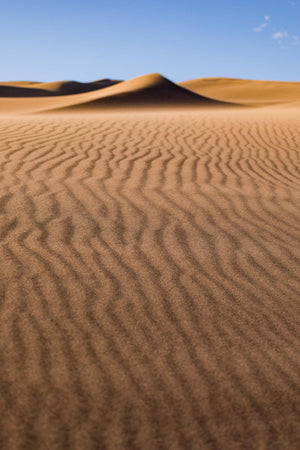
[254,23,267,32]
[273,33,300,49]
[273,31,288,40]
[253,16,270,32]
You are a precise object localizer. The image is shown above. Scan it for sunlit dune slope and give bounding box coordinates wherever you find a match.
[0,73,234,114]
[0,81,41,86]
[180,77,300,105]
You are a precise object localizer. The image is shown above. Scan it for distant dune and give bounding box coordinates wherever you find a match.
[180,77,300,105]
[1,73,300,114]
[0,79,121,97]
[0,73,237,113]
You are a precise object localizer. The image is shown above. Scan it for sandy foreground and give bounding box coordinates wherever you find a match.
[0,107,299,449]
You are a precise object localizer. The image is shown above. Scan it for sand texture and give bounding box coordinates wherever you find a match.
[0,74,300,448]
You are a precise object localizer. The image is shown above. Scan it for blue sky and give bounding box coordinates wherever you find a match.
[0,0,299,82]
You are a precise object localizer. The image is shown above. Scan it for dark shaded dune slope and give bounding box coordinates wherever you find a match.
[0,85,57,97]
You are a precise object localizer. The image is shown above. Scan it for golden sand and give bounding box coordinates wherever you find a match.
[0,75,299,448]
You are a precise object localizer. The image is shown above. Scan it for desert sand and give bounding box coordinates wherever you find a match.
[180,77,300,106]
[0,74,299,449]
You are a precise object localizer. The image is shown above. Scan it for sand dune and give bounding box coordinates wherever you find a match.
[180,77,300,105]
[0,81,42,86]
[0,74,236,114]
[52,73,231,111]
[1,75,299,111]
[0,79,121,97]
[0,105,299,448]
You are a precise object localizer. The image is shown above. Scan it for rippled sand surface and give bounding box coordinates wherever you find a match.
[0,109,299,449]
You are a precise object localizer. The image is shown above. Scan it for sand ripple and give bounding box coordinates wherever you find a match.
[0,109,299,449]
